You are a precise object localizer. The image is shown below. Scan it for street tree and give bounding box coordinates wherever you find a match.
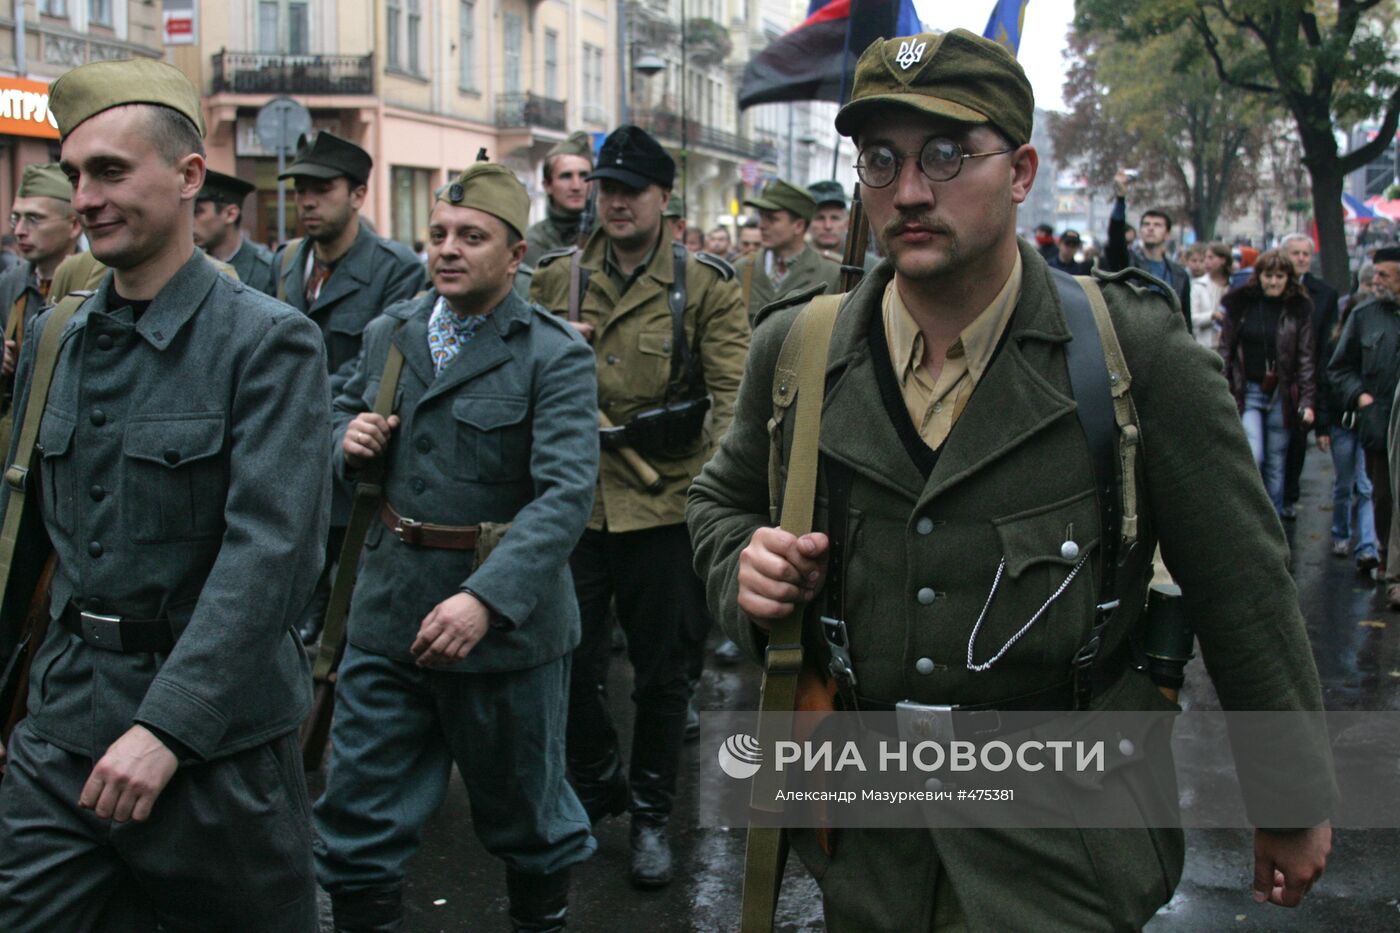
[1052,25,1268,242]
[1077,0,1400,290]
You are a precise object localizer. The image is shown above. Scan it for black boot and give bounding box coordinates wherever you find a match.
[506,866,571,932]
[330,886,403,933]
[628,705,685,888]
[569,749,628,825]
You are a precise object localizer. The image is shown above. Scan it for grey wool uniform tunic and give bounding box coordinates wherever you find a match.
[224,238,276,296]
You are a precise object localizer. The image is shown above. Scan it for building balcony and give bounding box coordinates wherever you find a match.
[210,50,375,96]
[495,93,567,132]
[632,108,760,160]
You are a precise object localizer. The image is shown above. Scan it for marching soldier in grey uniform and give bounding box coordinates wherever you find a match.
[733,179,840,322]
[0,164,81,389]
[524,131,594,268]
[689,30,1332,931]
[193,169,275,295]
[0,58,330,930]
[530,125,750,888]
[276,131,426,644]
[313,163,598,932]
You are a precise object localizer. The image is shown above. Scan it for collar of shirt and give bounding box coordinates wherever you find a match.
[884,251,1023,392]
[604,241,657,294]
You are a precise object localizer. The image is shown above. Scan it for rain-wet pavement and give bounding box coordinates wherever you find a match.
[314,444,1400,931]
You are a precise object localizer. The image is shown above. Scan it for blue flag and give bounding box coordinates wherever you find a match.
[983,0,1028,55]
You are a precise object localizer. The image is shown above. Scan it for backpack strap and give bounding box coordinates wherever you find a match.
[741,292,842,933]
[276,237,304,303]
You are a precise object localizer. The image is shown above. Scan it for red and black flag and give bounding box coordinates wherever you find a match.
[737,0,922,109]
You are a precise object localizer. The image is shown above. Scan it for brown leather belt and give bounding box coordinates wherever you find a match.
[380,502,479,550]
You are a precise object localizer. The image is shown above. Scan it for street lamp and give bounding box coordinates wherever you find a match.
[634,53,665,76]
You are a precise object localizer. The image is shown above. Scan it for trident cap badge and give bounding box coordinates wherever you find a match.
[895,39,927,70]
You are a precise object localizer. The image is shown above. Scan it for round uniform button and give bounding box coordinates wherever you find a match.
[1118,738,1135,757]
[96,334,114,350]
[1060,540,1080,561]
[89,485,104,502]
[915,517,934,535]
[163,449,181,465]
[924,777,943,793]
[90,409,106,426]
[915,656,935,675]
[606,354,618,365]
[411,478,426,494]
[415,437,432,453]
[88,541,103,557]
[917,587,937,605]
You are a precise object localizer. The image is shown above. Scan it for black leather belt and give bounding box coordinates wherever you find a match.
[598,426,630,450]
[59,605,178,653]
[852,679,1077,743]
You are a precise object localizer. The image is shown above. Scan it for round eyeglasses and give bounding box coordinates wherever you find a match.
[855,137,1013,188]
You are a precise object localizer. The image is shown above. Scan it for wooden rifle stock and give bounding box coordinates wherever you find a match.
[1,551,56,743]
[300,664,340,772]
[839,183,869,293]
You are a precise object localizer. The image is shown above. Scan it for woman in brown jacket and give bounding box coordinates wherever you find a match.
[1219,248,1316,514]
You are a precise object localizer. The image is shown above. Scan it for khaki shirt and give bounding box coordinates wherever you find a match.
[883,252,1022,448]
[529,228,750,532]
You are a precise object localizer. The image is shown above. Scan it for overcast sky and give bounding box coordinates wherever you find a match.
[911,0,1077,112]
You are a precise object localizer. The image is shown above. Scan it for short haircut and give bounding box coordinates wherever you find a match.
[1035,223,1054,235]
[1139,209,1172,232]
[708,226,729,238]
[542,153,590,184]
[145,106,206,164]
[505,227,522,248]
[1357,261,1375,284]
[1280,232,1313,251]
[1183,242,1206,257]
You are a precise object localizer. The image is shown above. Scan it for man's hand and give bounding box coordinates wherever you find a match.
[1253,823,1331,907]
[411,591,490,667]
[1113,169,1133,198]
[737,528,830,630]
[1300,407,1315,429]
[343,413,400,468]
[1358,392,1375,409]
[78,725,179,823]
[569,321,595,343]
[3,338,15,377]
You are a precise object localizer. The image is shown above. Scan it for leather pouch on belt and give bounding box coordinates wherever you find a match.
[471,522,512,572]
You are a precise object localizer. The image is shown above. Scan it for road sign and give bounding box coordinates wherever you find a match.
[255,97,312,155]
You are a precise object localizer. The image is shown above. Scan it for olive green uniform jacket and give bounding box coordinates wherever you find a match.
[735,245,841,324]
[523,207,584,269]
[331,289,599,670]
[0,251,332,761]
[529,229,750,532]
[225,238,276,296]
[688,242,1333,932]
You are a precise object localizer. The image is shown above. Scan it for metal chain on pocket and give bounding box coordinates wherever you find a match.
[966,553,1090,672]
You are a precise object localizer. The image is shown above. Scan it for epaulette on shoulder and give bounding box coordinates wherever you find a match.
[535,246,578,269]
[384,293,429,321]
[695,250,735,281]
[753,281,831,330]
[1090,264,1167,294]
[530,303,578,338]
[377,236,420,263]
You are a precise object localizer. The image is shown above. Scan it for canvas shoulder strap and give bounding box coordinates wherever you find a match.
[277,238,304,303]
[311,333,406,684]
[742,255,756,312]
[0,292,90,616]
[741,292,842,933]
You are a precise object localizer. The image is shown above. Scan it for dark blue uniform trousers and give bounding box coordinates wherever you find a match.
[0,721,316,931]
[313,643,595,894]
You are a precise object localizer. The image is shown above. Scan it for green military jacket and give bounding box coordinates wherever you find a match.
[734,244,841,323]
[530,228,750,532]
[0,251,331,761]
[688,242,1333,931]
[333,289,598,671]
[523,205,585,269]
[225,237,276,296]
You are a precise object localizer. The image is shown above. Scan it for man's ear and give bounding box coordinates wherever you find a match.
[1009,144,1038,206]
[178,154,207,202]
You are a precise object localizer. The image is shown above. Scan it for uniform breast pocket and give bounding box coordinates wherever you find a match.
[636,329,674,396]
[1360,331,1387,381]
[122,415,228,543]
[982,490,1102,667]
[37,411,77,535]
[452,395,530,483]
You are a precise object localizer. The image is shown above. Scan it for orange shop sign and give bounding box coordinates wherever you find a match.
[0,78,60,140]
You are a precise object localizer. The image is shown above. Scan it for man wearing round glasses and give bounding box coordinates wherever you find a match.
[0,164,82,379]
[691,28,1331,931]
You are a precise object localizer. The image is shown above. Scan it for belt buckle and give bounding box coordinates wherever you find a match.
[79,611,124,652]
[895,700,956,744]
[394,517,423,545]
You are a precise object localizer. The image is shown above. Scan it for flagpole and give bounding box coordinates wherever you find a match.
[829,0,857,178]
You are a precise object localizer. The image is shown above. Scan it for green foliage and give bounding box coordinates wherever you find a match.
[685,18,732,65]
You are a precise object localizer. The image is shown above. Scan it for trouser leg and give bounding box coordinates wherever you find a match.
[313,644,453,930]
[565,529,627,819]
[1284,426,1307,506]
[116,733,317,933]
[0,721,145,932]
[1367,448,1394,578]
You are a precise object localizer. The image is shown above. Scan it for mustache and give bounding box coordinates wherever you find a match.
[881,213,953,240]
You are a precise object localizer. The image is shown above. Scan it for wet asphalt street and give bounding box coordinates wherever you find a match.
[313,443,1400,931]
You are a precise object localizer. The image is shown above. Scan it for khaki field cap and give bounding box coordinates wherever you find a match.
[49,58,206,142]
[17,163,73,202]
[546,131,595,164]
[437,163,530,239]
[663,193,684,219]
[744,179,818,222]
[835,28,1035,146]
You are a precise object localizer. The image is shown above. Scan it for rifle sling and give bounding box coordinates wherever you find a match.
[741,293,842,933]
[311,336,406,684]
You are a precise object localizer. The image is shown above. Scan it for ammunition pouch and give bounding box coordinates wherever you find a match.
[600,396,710,459]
